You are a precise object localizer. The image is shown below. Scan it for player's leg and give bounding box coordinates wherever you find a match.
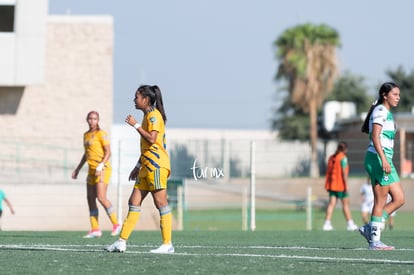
[119,187,148,240]
[384,182,405,218]
[323,193,337,231]
[361,207,370,224]
[370,183,393,250]
[150,168,174,254]
[96,168,120,235]
[340,195,357,230]
[84,174,102,238]
[105,186,148,252]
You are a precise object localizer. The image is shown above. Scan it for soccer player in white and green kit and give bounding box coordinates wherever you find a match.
[359,82,405,250]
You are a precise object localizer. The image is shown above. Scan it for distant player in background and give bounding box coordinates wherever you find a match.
[323,141,358,231]
[359,82,405,250]
[360,178,374,225]
[106,85,174,254]
[72,111,120,238]
[0,189,15,230]
[360,178,397,229]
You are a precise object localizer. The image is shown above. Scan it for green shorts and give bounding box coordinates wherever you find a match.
[328,191,349,199]
[364,151,400,186]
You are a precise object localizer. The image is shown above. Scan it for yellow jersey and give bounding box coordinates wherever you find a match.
[139,107,170,176]
[84,129,111,169]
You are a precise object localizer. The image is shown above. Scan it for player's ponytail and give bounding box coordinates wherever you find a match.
[137,85,167,123]
[152,85,167,123]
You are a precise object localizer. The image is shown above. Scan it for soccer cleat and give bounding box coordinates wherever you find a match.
[150,244,175,254]
[105,239,126,252]
[359,224,371,244]
[111,224,121,236]
[347,223,358,231]
[322,224,333,231]
[83,229,102,238]
[369,241,394,250]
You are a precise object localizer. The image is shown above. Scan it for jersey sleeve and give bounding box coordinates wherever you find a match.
[146,111,162,133]
[340,156,348,168]
[99,130,110,147]
[372,105,387,126]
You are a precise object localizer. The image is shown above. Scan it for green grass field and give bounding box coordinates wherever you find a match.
[183,208,414,231]
[1,209,413,274]
[1,229,413,274]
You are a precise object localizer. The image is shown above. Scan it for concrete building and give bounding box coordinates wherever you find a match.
[0,0,113,184]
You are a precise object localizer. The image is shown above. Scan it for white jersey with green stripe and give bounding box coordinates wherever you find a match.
[367,104,396,158]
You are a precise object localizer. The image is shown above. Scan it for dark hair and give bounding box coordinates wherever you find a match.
[361,82,399,133]
[137,85,167,122]
[336,141,347,153]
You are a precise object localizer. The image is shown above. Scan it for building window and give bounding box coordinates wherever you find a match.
[0,5,15,32]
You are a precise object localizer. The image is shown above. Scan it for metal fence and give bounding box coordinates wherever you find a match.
[2,134,414,185]
[1,136,414,231]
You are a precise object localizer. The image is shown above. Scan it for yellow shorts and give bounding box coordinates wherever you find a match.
[134,167,169,191]
[87,166,112,185]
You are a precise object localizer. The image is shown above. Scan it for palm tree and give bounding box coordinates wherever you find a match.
[274,23,340,177]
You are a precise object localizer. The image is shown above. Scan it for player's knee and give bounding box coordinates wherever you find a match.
[96,194,107,205]
[397,195,405,208]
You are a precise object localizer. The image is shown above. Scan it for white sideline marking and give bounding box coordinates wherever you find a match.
[1,244,414,264]
[3,243,414,252]
[170,252,414,264]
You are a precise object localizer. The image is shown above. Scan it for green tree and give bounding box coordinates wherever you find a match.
[318,71,373,140]
[272,96,310,141]
[386,66,414,112]
[274,23,340,177]
[326,71,372,114]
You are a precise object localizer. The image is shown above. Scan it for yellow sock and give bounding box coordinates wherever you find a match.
[159,205,172,244]
[119,205,141,240]
[89,209,99,230]
[105,205,118,225]
[109,212,118,225]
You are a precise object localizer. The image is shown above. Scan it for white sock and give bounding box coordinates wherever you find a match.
[347,220,355,226]
[370,222,382,242]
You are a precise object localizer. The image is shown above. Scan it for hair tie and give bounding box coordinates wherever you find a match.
[372,98,379,106]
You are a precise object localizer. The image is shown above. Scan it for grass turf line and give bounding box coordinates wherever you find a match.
[1,230,414,274]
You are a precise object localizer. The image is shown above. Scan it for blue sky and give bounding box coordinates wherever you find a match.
[49,0,414,130]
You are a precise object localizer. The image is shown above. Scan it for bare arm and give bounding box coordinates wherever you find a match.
[125,114,158,180]
[4,198,14,214]
[95,143,111,176]
[137,129,158,144]
[101,144,111,164]
[72,154,87,179]
[125,114,158,144]
[342,160,349,192]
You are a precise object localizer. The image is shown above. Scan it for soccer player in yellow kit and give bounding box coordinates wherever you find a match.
[106,85,173,254]
[72,111,120,238]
